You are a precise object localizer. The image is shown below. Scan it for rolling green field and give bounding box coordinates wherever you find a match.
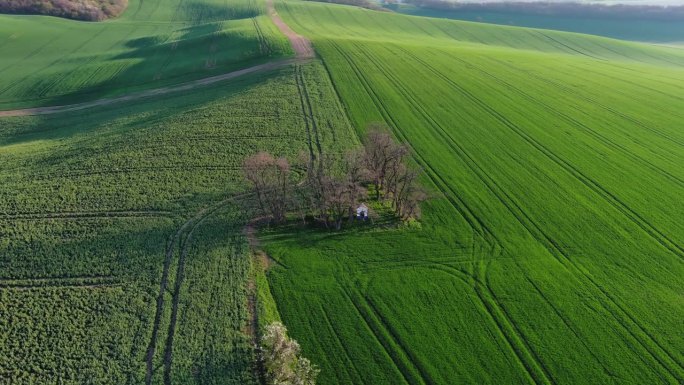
[2,0,684,384]
[0,58,355,383]
[391,4,684,43]
[0,0,292,109]
[257,2,684,384]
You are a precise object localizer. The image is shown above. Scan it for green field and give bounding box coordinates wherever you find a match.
[0,0,292,109]
[0,58,355,383]
[391,4,684,43]
[2,0,684,384]
[257,2,684,384]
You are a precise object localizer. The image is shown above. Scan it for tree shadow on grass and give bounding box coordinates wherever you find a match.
[2,0,288,110]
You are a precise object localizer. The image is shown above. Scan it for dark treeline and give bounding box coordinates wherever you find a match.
[402,1,684,21]
[243,124,427,230]
[0,0,128,21]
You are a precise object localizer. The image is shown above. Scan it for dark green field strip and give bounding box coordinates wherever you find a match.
[0,58,345,383]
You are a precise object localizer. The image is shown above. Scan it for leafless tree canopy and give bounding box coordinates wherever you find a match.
[243,124,427,229]
[243,152,291,223]
[0,0,128,21]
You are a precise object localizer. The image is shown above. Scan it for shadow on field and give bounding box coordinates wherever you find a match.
[7,1,281,109]
[0,66,289,147]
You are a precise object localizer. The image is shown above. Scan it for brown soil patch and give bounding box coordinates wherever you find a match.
[266,0,315,59]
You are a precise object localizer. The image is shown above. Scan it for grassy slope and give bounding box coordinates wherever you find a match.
[0,0,292,109]
[0,60,355,384]
[391,4,684,43]
[262,2,684,384]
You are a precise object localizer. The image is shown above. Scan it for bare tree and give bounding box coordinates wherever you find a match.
[391,163,427,219]
[243,152,291,223]
[362,124,409,200]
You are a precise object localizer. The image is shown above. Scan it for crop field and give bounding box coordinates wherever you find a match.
[392,4,684,43]
[0,59,355,384]
[257,2,684,384]
[0,0,292,109]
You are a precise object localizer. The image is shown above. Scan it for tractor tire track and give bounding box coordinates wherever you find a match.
[341,287,424,385]
[397,47,684,379]
[295,64,323,159]
[402,46,684,265]
[442,53,684,187]
[359,43,684,381]
[358,52,556,384]
[329,42,564,385]
[494,58,684,146]
[319,304,366,384]
[362,293,438,385]
[294,65,318,166]
[327,41,491,242]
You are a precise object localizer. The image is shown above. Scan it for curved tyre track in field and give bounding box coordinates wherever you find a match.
[140,3,314,383]
[339,40,683,382]
[0,0,314,118]
[144,193,251,385]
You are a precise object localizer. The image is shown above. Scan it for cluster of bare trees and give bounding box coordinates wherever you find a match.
[260,322,319,385]
[242,125,426,230]
[0,0,128,21]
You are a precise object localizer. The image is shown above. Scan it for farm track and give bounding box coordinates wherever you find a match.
[141,12,312,379]
[0,0,315,118]
[0,59,301,117]
[385,47,684,380]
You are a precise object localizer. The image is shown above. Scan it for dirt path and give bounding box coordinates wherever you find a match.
[0,1,314,118]
[266,0,315,59]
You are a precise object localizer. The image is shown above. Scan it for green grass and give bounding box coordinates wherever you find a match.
[391,4,684,43]
[257,2,684,384]
[0,0,292,109]
[0,60,354,384]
